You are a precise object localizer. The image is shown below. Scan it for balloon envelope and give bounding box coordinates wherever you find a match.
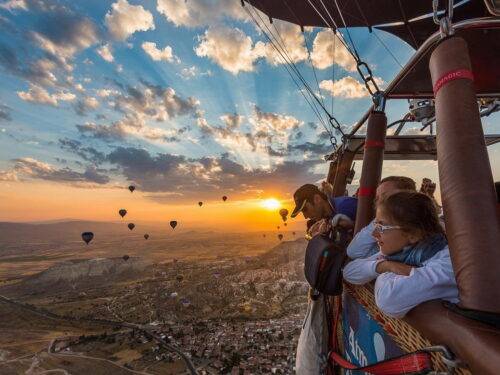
[198,201,203,207]
[170,220,177,229]
[128,185,135,193]
[122,255,130,261]
[278,234,283,241]
[279,208,289,222]
[118,209,127,218]
[81,232,94,245]
[176,275,183,282]
[144,234,149,240]
[127,223,135,230]
[222,196,227,202]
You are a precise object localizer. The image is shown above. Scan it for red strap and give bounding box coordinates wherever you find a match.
[364,140,385,149]
[329,351,433,375]
[358,187,376,197]
[433,68,474,95]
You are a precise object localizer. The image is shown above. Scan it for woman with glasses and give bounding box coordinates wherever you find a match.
[343,191,458,318]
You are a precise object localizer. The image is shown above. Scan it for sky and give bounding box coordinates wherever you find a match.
[0,0,498,229]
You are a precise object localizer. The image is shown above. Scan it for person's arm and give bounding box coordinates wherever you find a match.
[343,253,383,285]
[346,220,378,259]
[374,249,459,318]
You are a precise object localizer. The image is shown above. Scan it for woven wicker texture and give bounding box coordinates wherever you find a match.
[341,283,471,375]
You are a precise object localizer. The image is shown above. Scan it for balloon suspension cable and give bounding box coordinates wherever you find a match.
[308,0,386,109]
[244,2,345,148]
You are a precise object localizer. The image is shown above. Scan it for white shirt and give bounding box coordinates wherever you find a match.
[342,246,459,318]
[346,219,379,259]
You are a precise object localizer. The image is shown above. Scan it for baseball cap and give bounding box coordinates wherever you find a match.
[290,184,322,218]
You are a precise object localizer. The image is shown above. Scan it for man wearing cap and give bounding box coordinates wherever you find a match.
[290,183,357,238]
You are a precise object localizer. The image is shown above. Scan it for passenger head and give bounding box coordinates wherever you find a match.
[291,184,331,220]
[372,191,443,256]
[376,176,416,201]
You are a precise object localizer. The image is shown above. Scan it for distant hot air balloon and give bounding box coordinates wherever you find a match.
[128,185,135,193]
[292,231,296,236]
[176,275,183,282]
[128,223,135,231]
[263,234,266,238]
[144,234,149,240]
[122,255,130,261]
[222,196,227,202]
[284,223,287,227]
[279,208,289,222]
[118,209,127,218]
[170,220,177,229]
[198,201,203,207]
[277,226,280,230]
[81,232,94,245]
[278,234,283,241]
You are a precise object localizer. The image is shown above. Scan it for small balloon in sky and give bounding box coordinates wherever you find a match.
[292,231,296,236]
[278,234,283,241]
[263,234,266,238]
[118,209,127,218]
[284,222,287,227]
[198,201,203,207]
[170,220,177,229]
[277,226,280,230]
[128,185,135,193]
[279,208,289,222]
[144,234,149,240]
[176,274,183,282]
[222,195,228,202]
[81,232,94,245]
[122,255,130,261]
[128,223,135,230]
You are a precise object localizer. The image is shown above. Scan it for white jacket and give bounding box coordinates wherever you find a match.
[346,219,378,259]
[343,246,459,318]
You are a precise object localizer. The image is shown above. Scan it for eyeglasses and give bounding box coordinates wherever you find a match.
[373,222,402,234]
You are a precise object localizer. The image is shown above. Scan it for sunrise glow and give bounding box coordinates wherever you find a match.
[261,198,281,211]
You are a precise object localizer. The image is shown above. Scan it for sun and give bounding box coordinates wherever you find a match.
[261,198,281,210]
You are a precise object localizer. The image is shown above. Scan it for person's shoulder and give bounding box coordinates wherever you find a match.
[333,196,358,205]
[424,244,451,264]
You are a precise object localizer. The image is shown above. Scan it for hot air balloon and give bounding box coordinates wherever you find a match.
[222,196,227,202]
[277,226,280,230]
[278,234,283,241]
[263,234,266,238]
[81,232,94,245]
[198,201,203,207]
[122,255,130,261]
[128,223,135,230]
[292,232,296,236]
[118,209,127,218]
[284,222,287,227]
[170,220,177,229]
[176,275,183,282]
[279,208,289,222]
[128,185,135,193]
[144,234,149,240]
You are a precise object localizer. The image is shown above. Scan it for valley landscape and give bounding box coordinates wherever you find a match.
[0,221,309,374]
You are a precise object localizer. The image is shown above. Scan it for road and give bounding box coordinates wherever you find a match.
[0,294,198,375]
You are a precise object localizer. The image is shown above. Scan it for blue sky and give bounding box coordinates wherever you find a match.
[0,0,498,215]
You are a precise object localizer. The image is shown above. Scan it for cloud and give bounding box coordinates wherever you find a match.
[253,22,307,66]
[105,0,155,41]
[106,146,324,199]
[0,104,12,121]
[195,25,261,74]
[96,88,119,97]
[319,76,384,99]
[0,0,27,11]
[141,41,178,63]
[74,96,99,116]
[156,0,247,28]
[310,30,356,71]
[288,142,331,155]
[96,43,114,62]
[59,138,106,164]
[3,157,109,185]
[250,105,302,133]
[17,84,76,106]
[220,113,244,130]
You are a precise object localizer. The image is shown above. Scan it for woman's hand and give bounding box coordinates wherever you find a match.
[376,261,413,276]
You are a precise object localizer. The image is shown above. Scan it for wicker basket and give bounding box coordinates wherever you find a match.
[338,282,471,374]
